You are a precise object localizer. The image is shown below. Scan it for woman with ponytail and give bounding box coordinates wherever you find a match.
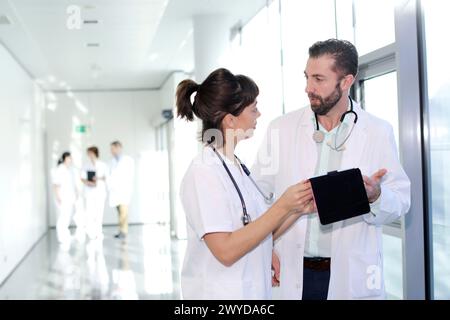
[177,68,315,299]
[52,151,79,243]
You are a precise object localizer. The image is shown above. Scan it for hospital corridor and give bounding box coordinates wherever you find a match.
[1,0,450,303]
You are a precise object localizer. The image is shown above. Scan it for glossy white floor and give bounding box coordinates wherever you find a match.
[0,225,187,300]
[2,223,443,300]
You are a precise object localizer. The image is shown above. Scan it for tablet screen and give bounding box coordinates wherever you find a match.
[87,171,96,182]
[309,168,370,225]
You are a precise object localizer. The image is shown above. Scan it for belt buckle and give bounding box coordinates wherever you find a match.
[304,257,330,271]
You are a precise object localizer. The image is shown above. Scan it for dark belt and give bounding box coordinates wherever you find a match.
[303,257,331,271]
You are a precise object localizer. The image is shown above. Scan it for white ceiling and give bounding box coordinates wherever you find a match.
[0,0,267,91]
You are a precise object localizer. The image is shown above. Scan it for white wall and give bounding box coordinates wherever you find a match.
[0,44,47,285]
[46,90,163,227]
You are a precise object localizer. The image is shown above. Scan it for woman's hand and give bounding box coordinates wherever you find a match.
[276,180,315,215]
[272,181,316,241]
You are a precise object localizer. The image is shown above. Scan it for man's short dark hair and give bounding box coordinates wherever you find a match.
[111,141,122,147]
[308,39,359,77]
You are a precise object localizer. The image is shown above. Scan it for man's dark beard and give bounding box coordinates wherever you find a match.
[309,82,343,116]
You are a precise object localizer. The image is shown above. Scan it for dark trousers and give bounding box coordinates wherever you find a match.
[302,267,331,300]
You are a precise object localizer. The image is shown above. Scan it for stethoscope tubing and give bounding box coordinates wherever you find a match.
[211,147,274,226]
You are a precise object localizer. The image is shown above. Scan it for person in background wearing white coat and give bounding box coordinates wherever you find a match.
[176,68,315,300]
[81,146,108,241]
[108,141,135,240]
[52,152,80,244]
[252,39,411,300]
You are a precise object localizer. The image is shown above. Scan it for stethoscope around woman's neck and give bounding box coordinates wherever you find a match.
[312,96,358,151]
[209,141,274,226]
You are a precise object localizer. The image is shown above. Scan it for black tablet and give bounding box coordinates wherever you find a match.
[87,170,96,182]
[309,168,370,225]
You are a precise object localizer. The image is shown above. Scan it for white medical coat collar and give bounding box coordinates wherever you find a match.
[300,100,367,130]
[293,100,369,184]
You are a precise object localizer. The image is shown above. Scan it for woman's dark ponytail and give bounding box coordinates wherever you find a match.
[176,79,199,121]
[58,152,71,166]
[175,68,259,146]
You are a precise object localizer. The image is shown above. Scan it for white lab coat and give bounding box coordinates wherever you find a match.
[82,160,108,238]
[252,102,411,300]
[108,155,135,207]
[180,147,273,300]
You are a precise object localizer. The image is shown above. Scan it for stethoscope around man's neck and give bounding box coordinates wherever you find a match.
[209,137,274,226]
[312,96,358,151]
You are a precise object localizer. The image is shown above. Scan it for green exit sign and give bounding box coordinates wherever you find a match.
[75,125,87,133]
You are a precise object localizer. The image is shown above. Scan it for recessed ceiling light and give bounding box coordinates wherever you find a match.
[86,43,100,47]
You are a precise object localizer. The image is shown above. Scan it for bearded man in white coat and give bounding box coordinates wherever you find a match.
[252,39,410,300]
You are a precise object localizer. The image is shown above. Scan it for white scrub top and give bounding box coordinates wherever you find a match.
[52,164,78,203]
[81,160,108,197]
[180,147,272,300]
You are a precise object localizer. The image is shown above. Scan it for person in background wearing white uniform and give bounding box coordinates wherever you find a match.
[253,39,411,300]
[81,146,108,241]
[52,152,79,244]
[108,141,135,240]
[176,68,316,300]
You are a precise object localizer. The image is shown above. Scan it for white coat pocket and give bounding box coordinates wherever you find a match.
[349,253,383,299]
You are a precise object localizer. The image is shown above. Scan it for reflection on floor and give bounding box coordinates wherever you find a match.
[3,223,446,300]
[0,225,187,300]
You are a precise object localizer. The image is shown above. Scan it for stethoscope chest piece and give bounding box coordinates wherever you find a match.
[312,96,358,151]
[313,130,325,143]
[242,214,251,226]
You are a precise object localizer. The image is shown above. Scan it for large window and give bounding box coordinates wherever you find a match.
[228,0,284,165]
[353,0,397,55]
[335,0,398,55]
[281,0,336,113]
[422,0,450,299]
[362,71,400,148]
